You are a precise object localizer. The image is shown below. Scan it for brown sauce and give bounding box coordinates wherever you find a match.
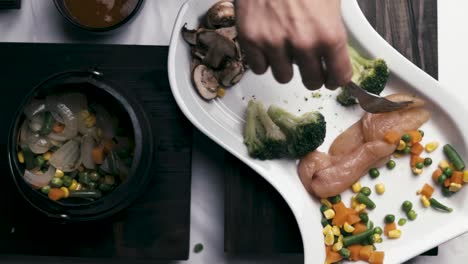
[64,0,139,28]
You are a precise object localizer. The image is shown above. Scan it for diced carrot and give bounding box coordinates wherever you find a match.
[411,155,425,167]
[420,183,434,198]
[444,178,451,187]
[348,245,363,261]
[326,246,343,263]
[347,213,361,225]
[407,130,423,144]
[452,171,463,185]
[384,222,397,236]
[384,130,400,145]
[410,143,424,155]
[92,145,105,164]
[359,245,375,262]
[332,202,348,227]
[52,122,65,133]
[352,222,368,235]
[48,188,65,201]
[369,251,385,264]
[432,168,443,183]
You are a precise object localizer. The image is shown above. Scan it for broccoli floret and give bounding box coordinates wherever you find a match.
[267,105,326,158]
[243,100,287,160]
[337,45,390,106]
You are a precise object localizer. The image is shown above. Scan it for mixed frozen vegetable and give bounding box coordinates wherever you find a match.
[17,93,134,202]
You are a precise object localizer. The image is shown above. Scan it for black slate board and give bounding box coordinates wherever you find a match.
[225,0,438,256]
[0,43,192,260]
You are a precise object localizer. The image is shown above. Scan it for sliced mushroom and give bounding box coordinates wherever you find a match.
[216,60,245,87]
[191,57,202,73]
[205,1,236,29]
[182,25,198,45]
[215,26,237,40]
[192,64,219,100]
[198,31,236,68]
[191,46,207,60]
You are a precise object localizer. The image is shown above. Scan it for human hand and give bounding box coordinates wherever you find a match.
[236,0,352,90]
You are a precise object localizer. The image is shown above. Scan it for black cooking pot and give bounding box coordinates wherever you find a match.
[8,70,154,222]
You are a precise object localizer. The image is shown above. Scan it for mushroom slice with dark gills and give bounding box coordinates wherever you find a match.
[198,30,237,69]
[204,0,236,29]
[192,64,219,100]
[216,60,245,87]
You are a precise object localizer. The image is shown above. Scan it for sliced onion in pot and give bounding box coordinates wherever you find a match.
[29,113,45,132]
[23,99,46,119]
[50,111,64,124]
[81,135,96,170]
[27,133,52,154]
[19,121,31,145]
[24,166,55,188]
[49,139,81,172]
[46,94,84,141]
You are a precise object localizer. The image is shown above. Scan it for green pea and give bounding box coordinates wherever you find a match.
[416,162,424,169]
[386,160,396,170]
[407,209,417,220]
[193,243,204,253]
[384,214,395,224]
[360,187,372,196]
[79,172,91,185]
[321,217,329,227]
[328,195,341,204]
[40,185,51,194]
[398,218,407,226]
[359,212,369,224]
[62,176,72,187]
[402,200,413,213]
[437,174,447,185]
[442,187,455,197]
[89,172,100,182]
[374,227,383,235]
[50,177,63,188]
[444,167,453,177]
[35,156,46,167]
[402,134,411,143]
[98,183,113,192]
[403,146,411,154]
[320,204,329,213]
[424,157,433,166]
[88,181,98,190]
[367,234,376,244]
[369,168,380,179]
[339,248,351,258]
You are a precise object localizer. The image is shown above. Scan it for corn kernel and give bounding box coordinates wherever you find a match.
[425,142,439,153]
[412,167,423,175]
[321,199,332,208]
[17,151,24,164]
[421,195,431,208]
[373,234,383,243]
[354,203,367,212]
[375,183,385,194]
[55,169,64,178]
[337,235,343,243]
[217,87,226,98]
[84,115,96,128]
[351,196,358,208]
[439,160,450,170]
[324,230,334,246]
[388,229,402,239]
[76,183,83,191]
[60,187,70,198]
[463,170,468,183]
[323,209,335,220]
[43,152,52,161]
[323,224,332,235]
[397,140,406,151]
[81,110,90,119]
[69,179,78,191]
[96,128,103,139]
[343,222,355,233]
[332,226,341,236]
[332,241,343,252]
[393,152,403,158]
[351,181,362,193]
[449,183,462,192]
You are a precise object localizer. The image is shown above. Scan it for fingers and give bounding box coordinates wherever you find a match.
[322,34,353,90]
[265,43,294,83]
[295,51,325,90]
[241,42,269,74]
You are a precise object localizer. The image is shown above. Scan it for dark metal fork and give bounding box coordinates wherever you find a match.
[345,81,413,113]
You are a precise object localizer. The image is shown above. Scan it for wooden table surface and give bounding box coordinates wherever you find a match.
[225,0,438,255]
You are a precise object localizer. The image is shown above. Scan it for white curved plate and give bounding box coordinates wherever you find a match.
[168,1,468,263]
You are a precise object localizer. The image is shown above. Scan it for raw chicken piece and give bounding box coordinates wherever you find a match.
[298,93,431,198]
[299,141,395,198]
